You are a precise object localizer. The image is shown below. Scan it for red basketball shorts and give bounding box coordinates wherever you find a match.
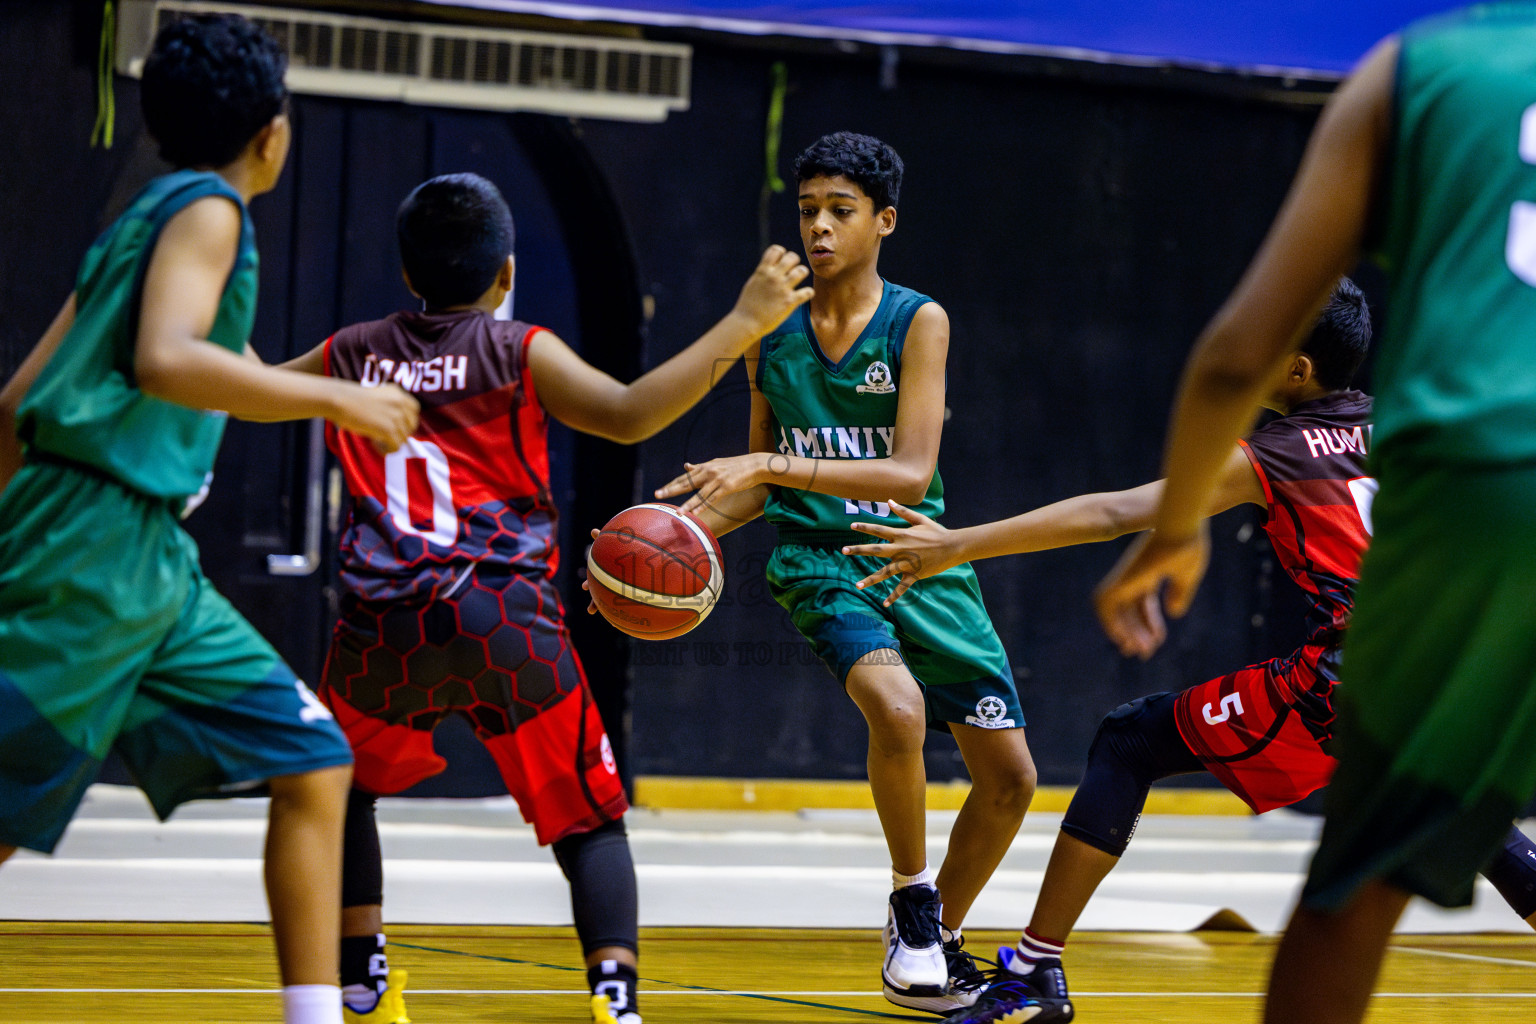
[320,570,627,844]
[1173,643,1340,814]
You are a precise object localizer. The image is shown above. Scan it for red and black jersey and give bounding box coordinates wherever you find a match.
[324,309,557,603]
[1239,390,1374,648]
[1171,391,1375,806]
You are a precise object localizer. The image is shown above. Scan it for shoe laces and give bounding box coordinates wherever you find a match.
[945,941,994,996]
[888,884,942,947]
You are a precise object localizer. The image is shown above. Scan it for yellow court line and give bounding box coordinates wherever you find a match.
[633,776,1252,816]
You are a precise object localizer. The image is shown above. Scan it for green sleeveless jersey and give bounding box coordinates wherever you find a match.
[18,170,258,501]
[1371,3,1536,464]
[757,280,944,542]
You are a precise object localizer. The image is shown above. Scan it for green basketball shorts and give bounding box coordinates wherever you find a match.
[766,541,1023,730]
[1302,455,1536,911]
[0,459,353,853]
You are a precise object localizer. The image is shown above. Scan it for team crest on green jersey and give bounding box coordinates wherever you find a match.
[856,360,895,394]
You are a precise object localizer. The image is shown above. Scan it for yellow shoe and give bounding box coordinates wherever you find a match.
[590,992,642,1024]
[344,969,412,1024]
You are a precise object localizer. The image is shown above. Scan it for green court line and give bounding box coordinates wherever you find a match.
[392,941,933,1020]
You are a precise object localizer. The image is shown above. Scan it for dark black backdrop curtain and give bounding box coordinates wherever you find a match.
[1,1,1363,790]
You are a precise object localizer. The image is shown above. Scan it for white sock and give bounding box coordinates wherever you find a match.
[892,864,937,890]
[283,984,343,1024]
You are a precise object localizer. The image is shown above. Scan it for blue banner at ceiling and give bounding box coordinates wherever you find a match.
[423,0,1463,74]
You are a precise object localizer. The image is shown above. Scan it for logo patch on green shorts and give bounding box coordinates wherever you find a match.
[966,695,1015,729]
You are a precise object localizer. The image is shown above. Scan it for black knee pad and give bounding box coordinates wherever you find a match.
[552,818,638,956]
[1061,693,1203,857]
[551,817,628,878]
[1085,694,1194,778]
[342,789,384,909]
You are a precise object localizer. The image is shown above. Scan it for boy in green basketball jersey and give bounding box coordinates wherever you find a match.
[1093,5,1536,1023]
[0,16,417,1024]
[657,132,1034,1014]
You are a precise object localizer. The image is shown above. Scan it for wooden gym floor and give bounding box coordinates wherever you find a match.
[4,923,1535,1023]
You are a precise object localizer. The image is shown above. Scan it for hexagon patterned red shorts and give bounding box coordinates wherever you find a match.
[320,570,627,845]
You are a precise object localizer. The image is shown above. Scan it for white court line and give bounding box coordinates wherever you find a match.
[1392,945,1536,969]
[7,988,1536,998]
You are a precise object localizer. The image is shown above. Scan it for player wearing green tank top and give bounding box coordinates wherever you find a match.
[1091,6,1536,1024]
[657,132,1034,1015]
[0,16,415,1024]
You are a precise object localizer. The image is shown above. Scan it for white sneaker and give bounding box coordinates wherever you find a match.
[881,883,948,1009]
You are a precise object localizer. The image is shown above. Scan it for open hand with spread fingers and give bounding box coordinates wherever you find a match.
[841,500,964,606]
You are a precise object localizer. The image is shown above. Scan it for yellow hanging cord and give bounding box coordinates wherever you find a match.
[91,0,117,149]
[763,61,788,195]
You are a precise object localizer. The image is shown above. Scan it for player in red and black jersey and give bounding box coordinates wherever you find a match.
[284,173,812,1024]
[846,278,1536,1023]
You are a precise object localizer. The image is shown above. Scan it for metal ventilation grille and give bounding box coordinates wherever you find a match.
[117,0,691,121]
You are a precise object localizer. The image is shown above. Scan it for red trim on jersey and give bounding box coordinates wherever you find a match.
[520,326,547,414]
[330,429,383,501]
[322,334,335,378]
[1237,438,1275,515]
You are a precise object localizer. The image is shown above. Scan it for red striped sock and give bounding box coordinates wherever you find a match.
[1009,927,1066,975]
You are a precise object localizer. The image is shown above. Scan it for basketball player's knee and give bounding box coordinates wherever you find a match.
[973,758,1036,818]
[552,818,629,881]
[865,701,926,756]
[1011,757,1040,810]
[1086,698,1158,783]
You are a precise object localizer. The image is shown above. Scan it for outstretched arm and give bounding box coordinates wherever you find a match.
[0,293,76,492]
[529,246,812,444]
[133,196,418,449]
[1095,38,1396,659]
[656,301,949,512]
[846,445,1262,604]
[278,341,326,376]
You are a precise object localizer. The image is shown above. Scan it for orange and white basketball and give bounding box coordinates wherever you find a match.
[586,503,724,640]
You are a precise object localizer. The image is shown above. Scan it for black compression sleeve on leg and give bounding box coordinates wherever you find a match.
[1482,824,1536,920]
[342,788,384,909]
[1060,692,1206,857]
[551,818,639,956]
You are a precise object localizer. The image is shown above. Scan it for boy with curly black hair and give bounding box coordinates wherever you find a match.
[659,131,1035,1015]
[0,15,417,1024]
